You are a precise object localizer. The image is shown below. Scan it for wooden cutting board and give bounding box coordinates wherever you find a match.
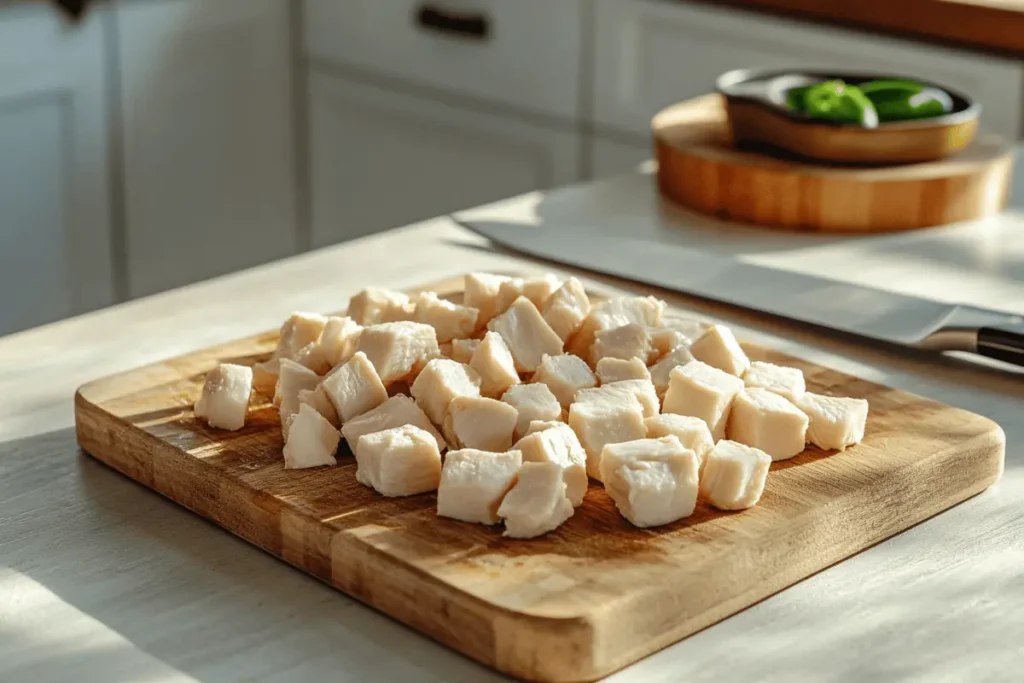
[74,275,1005,683]
[653,94,1014,233]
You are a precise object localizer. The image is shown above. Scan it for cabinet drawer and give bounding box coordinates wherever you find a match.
[305,0,583,121]
[593,0,1024,139]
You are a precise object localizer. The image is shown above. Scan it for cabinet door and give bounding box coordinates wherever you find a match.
[0,5,114,336]
[593,0,1024,139]
[117,0,297,298]
[590,136,652,179]
[308,74,582,248]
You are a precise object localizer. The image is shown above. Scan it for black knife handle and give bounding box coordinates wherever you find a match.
[978,321,1024,368]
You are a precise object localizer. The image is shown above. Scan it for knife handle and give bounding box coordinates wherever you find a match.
[978,322,1024,367]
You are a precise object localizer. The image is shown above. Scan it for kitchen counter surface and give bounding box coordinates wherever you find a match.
[2,167,1024,682]
[697,0,1024,56]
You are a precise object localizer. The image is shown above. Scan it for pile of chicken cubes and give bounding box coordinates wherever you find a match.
[194,273,869,538]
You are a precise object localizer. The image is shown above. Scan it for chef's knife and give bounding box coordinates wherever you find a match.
[456,219,1024,368]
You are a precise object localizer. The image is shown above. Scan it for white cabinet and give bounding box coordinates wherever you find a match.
[117,0,297,298]
[0,4,115,336]
[308,73,582,248]
[590,136,652,179]
[305,0,584,121]
[592,0,1024,140]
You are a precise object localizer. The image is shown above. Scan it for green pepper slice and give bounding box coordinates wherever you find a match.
[785,85,811,112]
[858,79,953,121]
[803,80,879,128]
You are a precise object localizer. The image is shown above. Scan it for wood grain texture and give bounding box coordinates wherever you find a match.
[654,95,1015,233]
[686,0,1024,56]
[74,276,1005,683]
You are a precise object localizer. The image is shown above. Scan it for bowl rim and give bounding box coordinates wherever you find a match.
[715,67,981,129]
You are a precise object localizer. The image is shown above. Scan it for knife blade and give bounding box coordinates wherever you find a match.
[456,218,1024,368]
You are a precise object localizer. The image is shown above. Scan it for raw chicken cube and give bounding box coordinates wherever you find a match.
[662,361,744,440]
[283,403,340,469]
[497,462,574,538]
[650,345,695,397]
[609,379,660,419]
[292,342,332,375]
[410,358,482,425]
[251,358,279,397]
[521,274,563,308]
[524,420,565,436]
[469,331,521,398]
[194,363,253,431]
[797,392,869,451]
[649,328,691,359]
[341,394,445,452]
[533,353,597,408]
[689,324,750,377]
[464,272,513,329]
[356,321,441,385]
[744,361,806,402]
[318,316,363,367]
[501,383,563,439]
[700,440,771,510]
[573,383,642,410]
[512,422,588,506]
[568,401,646,481]
[297,385,340,428]
[600,436,700,528]
[322,351,389,422]
[275,358,320,423]
[495,278,526,316]
[354,425,442,496]
[436,448,523,525]
[450,338,481,364]
[494,274,561,314]
[590,323,653,365]
[596,357,651,384]
[274,312,328,360]
[644,413,714,472]
[575,380,659,419]
[347,288,414,325]
[592,295,666,333]
[570,295,665,358]
[729,388,809,461]
[412,291,479,343]
[542,277,591,342]
[488,296,564,373]
[443,396,518,452]
[660,316,708,342]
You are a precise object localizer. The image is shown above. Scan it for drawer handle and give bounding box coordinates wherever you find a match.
[415,4,490,41]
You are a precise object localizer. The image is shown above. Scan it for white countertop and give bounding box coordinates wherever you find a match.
[2,168,1023,683]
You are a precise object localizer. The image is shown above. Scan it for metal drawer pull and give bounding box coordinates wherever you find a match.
[415,4,490,41]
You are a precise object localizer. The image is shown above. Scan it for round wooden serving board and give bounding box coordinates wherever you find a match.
[653,94,1015,233]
